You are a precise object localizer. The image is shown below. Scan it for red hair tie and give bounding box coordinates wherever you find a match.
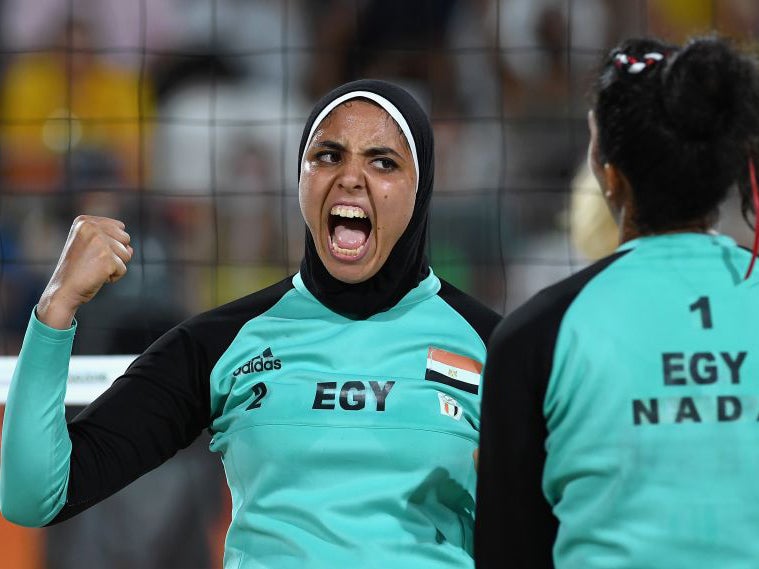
[744,154,759,279]
[613,52,664,74]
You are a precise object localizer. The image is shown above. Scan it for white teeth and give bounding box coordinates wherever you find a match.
[330,236,367,257]
[330,205,367,219]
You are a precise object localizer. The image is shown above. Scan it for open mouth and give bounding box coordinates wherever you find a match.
[328,204,372,259]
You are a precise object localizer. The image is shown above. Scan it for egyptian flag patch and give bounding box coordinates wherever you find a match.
[425,347,482,394]
[438,392,463,421]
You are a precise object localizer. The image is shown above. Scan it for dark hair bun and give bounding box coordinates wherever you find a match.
[593,36,759,232]
[663,37,756,141]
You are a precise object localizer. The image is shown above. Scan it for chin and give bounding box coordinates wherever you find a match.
[317,237,380,284]
[319,251,378,284]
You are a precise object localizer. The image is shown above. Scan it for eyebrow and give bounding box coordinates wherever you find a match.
[365,146,403,159]
[314,140,403,160]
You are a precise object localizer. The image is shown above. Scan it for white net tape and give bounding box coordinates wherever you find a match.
[0,356,137,405]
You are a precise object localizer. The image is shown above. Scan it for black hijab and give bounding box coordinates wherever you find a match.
[298,79,434,319]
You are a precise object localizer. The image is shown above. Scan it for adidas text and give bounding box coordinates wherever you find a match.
[234,348,282,376]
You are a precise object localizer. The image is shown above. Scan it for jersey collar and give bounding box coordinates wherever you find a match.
[292,269,441,317]
[616,232,737,252]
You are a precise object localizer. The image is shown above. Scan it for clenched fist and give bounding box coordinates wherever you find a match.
[37,216,133,329]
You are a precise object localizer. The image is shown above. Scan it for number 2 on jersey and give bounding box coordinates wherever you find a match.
[689,296,713,329]
[246,382,268,410]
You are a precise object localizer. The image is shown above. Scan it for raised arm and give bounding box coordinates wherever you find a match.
[1,215,132,525]
[0,216,210,527]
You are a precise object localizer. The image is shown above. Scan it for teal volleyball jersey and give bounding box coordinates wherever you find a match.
[476,233,759,569]
[1,270,499,569]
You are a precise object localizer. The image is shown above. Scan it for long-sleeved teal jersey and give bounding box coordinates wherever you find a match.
[476,232,759,569]
[1,270,499,569]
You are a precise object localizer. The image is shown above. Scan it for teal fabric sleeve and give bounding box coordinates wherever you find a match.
[0,309,75,527]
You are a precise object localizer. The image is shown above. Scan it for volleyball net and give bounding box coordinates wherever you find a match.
[0,355,135,404]
[0,1,753,403]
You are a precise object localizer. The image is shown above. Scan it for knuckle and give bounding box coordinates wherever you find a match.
[74,217,99,238]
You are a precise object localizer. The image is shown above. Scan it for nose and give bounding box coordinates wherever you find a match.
[336,155,366,192]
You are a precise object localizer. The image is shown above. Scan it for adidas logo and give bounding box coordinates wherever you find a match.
[233,347,282,376]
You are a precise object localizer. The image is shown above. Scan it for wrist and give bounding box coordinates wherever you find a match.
[37,288,80,330]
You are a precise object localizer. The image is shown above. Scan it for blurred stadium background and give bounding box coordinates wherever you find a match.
[0,0,755,567]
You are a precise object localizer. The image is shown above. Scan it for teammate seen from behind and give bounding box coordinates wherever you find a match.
[0,80,500,569]
[475,37,759,569]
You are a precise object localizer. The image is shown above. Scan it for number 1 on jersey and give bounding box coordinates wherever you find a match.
[689,296,713,329]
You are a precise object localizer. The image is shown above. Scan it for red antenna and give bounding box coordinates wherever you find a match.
[743,154,759,279]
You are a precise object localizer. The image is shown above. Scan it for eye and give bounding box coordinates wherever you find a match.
[371,157,397,171]
[315,151,340,164]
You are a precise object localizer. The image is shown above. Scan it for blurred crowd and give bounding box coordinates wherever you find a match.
[0,0,758,567]
[1,0,758,348]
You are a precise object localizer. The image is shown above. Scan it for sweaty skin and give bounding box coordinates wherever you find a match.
[299,101,417,284]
